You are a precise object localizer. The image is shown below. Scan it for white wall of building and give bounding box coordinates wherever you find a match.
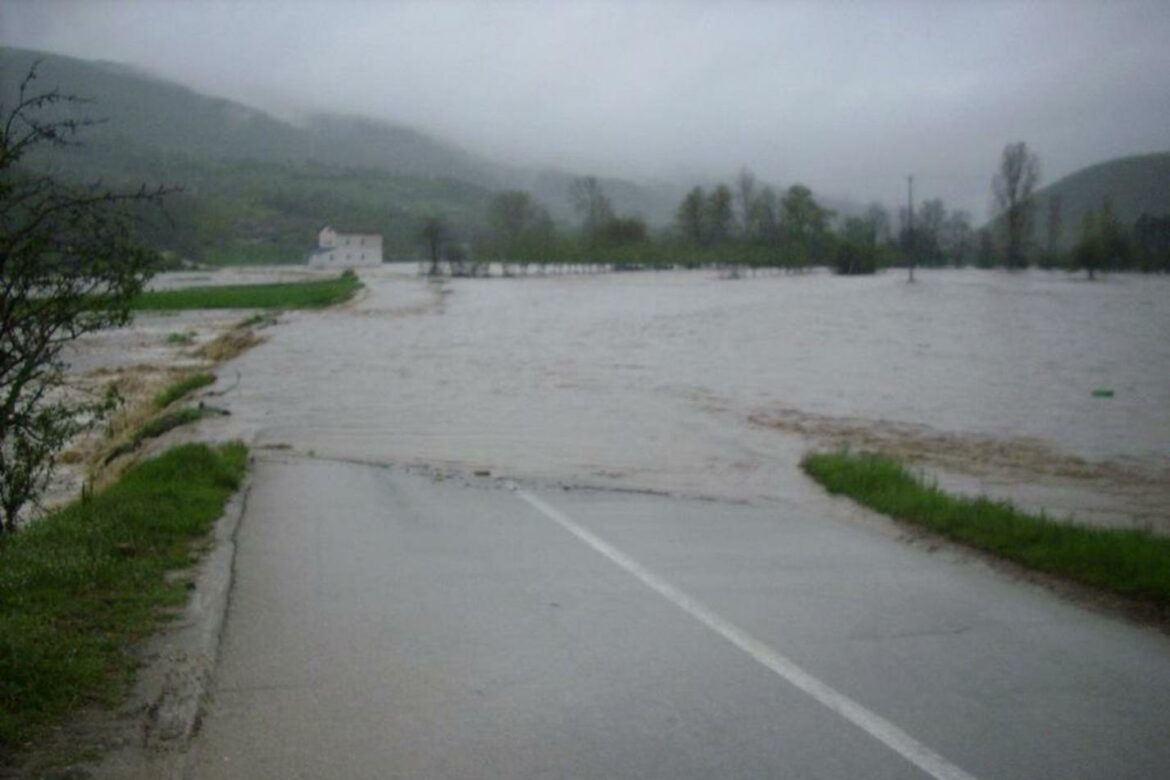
[309,226,383,267]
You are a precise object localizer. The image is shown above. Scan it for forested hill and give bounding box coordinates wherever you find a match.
[1031,152,1170,250]
[0,47,679,262]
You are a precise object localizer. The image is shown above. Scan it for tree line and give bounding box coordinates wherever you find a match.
[991,142,1170,276]
[418,143,1170,278]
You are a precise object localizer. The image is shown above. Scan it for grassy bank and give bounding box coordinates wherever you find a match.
[153,372,216,409]
[128,271,362,311]
[0,443,248,751]
[802,451,1170,607]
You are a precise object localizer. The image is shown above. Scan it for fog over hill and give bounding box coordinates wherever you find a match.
[4,0,1169,222]
[1029,153,1170,251]
[0,47,686,227]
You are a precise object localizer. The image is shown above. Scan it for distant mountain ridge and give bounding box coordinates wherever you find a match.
[0,46,682,227]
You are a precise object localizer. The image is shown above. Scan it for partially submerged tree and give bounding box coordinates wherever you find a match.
[992,141,1040,268]
[1,64,168,533]
[1133,212,1170,272]
[1041,194,1063,268]
[568,176,614,244]
[487,190,538,247]
[482,189,554,266]
[779,184,832,268]
[595,215,647,246]
[675,186,706,247]
[1074,199,1129,280]
[941,210,973,267]
[735,167,757,238]
[834,216,878,275]
[706,185,736,246]
[419,215,448,275]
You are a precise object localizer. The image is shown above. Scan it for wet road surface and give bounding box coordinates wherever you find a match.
[189,455,1170,779]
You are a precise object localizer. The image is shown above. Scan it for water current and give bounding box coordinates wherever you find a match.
[190,267,1169,532]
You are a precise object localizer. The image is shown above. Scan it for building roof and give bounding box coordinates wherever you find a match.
[319,224,382,237]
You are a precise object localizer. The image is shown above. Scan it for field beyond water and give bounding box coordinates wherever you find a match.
[128,271,362,311]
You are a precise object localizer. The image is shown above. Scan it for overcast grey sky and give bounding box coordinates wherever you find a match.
[2,0,1168,216]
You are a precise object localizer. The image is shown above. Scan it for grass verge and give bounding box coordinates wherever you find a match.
[0,442,248,751]
[102,407,215,465]
[128,271,362,311]
[801,450,1170,608]
[153,372,216,409]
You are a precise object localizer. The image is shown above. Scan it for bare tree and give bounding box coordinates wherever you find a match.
[419,216,447,276]
[1,64,170,532]
[568,176,614,242]
[916,198,947,265]
[864,203,891,245]
[992,142,1040,268]
[675,186,706,246]
[1044,194,1063,264]
[487,190,537,246]
[942,210,973,267]
[735,167,757,239]
[753,187,780,245]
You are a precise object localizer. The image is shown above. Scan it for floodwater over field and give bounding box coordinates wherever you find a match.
[190,267,1170,533]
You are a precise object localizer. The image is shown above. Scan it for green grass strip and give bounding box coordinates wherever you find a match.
[128,271,362,311]
[153,372,216,409]
[104,408,213,465]
[0,442,248,750]
[801,450,1170,607]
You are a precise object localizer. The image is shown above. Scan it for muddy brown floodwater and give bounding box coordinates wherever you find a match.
[133,265,1167,535]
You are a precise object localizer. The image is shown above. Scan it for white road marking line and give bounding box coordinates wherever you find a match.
[518,490,977,780]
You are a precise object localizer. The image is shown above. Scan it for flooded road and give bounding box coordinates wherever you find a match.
[181,267,1170,779]
[189,456,1170,780]
[201,267,1170,531]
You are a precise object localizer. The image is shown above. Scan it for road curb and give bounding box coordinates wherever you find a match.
[89,468,253,779]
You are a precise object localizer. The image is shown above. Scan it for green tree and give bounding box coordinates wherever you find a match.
[834,216,878,275]
[1074,210,1104,280]
[1074,199,1133,280]
[1,65,167,532]
[706,184,736,245]
[1133,213,1170,272]
[596,216,647,246]
[780,184,832,267]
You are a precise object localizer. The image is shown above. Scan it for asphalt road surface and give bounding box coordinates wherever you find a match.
[189,455,1170,779]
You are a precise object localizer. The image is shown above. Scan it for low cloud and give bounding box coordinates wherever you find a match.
[3,0,1168,216]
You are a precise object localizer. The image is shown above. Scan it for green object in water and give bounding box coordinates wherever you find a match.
[1092,388,1114,398]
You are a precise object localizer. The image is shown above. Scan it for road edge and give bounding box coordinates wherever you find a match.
[87,465,254,779]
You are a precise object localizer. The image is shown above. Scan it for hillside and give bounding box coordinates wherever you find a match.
[0,47,684,262]
[1030,153,1170,250]
[0,48,508,185]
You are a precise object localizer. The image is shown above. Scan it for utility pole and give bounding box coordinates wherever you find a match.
[907,174,916,283]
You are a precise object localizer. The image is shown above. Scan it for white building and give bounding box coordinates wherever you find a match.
[308,226,383,267]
